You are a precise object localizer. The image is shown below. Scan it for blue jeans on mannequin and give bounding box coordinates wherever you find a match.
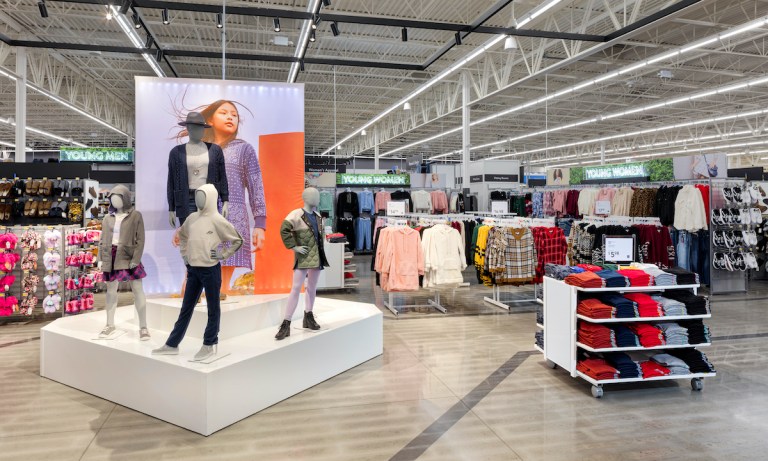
[166,263,222,347]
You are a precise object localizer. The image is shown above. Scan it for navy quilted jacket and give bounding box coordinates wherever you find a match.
[167,143,229,223]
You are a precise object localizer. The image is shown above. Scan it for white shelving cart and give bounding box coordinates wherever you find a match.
[538,276,715,398]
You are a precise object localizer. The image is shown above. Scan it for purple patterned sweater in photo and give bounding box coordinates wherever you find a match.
[222,139,266,268]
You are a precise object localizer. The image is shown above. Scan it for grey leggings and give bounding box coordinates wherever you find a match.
[105,279,147,328]
[284,268,321,320]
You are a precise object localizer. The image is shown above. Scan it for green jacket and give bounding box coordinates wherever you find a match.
[280,208,329,269]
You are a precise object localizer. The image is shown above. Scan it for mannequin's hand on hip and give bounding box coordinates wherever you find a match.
[293,246,309,255]
[252,228,265,252]
[222,202,229,219]
[168,211,176,228]
[129,263,138,269]
[171,228,181,247]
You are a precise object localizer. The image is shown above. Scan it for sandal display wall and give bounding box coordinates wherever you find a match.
[709,178,754,294]
[0,177,99,227]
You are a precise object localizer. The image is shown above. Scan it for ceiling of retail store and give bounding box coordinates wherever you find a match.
[1,0,768,167]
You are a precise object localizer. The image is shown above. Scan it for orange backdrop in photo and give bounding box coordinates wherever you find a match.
[253,132,305,294]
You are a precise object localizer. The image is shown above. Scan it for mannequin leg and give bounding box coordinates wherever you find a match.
[201,264,222,346]
[105,281,118,326]
[303,268,321,313]
[130,279,147,329]
[220,265,235,295]
[166,267,204,347]
[283,269,308,320]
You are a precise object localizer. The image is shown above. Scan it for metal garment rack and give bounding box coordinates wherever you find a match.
[483,283,541,310]
[382,289,446,316]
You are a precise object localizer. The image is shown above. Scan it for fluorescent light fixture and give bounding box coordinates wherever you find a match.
[273,18,280,32]
[516,0,563,28]
[111,5,165,77]
[0,117,87,147]
[504,36,518,50]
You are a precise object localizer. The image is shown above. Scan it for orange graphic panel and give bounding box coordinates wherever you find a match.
[253,132,305,294]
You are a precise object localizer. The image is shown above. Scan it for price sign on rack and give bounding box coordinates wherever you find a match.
[595,200,611,215]
[604,235,635,263]
[491,201,508,215]
[387,201,407,216]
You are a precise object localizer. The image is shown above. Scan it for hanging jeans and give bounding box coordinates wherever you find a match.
[337,218,356,249]
[166,263,222,347]
[355,217,372,251]
[691,230,710,284]
[676,231,691,271]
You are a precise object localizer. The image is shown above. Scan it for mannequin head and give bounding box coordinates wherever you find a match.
[195,189,207,210]
[302,187,320,208]
[110,195,124,211]
[188,124,205,143]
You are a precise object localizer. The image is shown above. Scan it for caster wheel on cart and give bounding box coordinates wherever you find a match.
[545,359,557,369]
[591,385,604,399]
[691,378,704,392]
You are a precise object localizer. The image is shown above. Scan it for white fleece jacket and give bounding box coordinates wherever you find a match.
[179,184,243,267]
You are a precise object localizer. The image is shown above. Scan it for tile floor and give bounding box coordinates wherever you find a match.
[1,257,768,460]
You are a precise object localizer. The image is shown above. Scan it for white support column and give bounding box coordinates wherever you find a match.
[374,129,380,173]
[462,71,470,194]
[15,48,26,162]
[221,0,227,80]
[600,141,605,165]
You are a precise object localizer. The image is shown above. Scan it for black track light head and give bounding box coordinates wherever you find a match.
[216,13,223,28]
[454,32,462,46]
[312,14,320,30]
[300,60,305,72]
[309,30,316,42]
[273,18,280,32]
[330,21,339,36]
[155,48,163,62]
[145,34,154,49]
[161,8,170,25]
[321,0,331,6]
[118,0,132,15]
[37,0,48,18]
[401,27,407,42]
[132,12,141,29]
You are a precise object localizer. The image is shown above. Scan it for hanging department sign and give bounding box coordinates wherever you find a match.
[60,147,134,163]
[336,173,410,186]
[584,162,647,181]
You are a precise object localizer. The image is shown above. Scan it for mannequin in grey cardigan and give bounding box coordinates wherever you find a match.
[97,185,149,340]
[168,112,229,228]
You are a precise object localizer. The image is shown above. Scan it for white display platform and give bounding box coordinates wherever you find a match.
[41,296,383,436]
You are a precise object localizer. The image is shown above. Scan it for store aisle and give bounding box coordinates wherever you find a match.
[1,275,768,460]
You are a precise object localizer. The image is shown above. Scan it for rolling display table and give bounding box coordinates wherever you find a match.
[539,276,715,398]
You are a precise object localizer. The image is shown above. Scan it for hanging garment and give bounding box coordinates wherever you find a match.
[531,226,567,283]
[319,190,335,225]
[412,190,433,213]
[430,190,449,214]
[336,191,360,219]
[673,185,708,232]
[337,217,356,249]
[355,217,372,251]
[358,190,375,215]
[611,187,635,216]
[422,224,466,287]
[390,190,413,212]
[375,227,425,291]
[486,227,537,285]
[374,191,392,213]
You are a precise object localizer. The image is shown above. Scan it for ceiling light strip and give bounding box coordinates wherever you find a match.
[111,5,165,78]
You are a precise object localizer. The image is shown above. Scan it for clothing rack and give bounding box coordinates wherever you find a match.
[382,289,446,316]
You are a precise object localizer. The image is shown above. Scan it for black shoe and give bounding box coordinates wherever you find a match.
[303,311,321,330]
[275,320,291,340]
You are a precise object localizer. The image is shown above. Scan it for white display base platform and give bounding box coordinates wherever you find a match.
[41,297,383,436]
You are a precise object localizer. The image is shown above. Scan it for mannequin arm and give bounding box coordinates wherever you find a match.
[222,201,229,219]
[169,211,176,229]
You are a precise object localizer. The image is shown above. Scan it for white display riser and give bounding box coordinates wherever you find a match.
[41,297,383,436]
[141,294,299,341]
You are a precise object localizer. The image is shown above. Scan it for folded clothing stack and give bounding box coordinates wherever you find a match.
[663,267,699,285]
[535,330,544,349]
[651,353,691,375]
[631,263,676,285]
[594,269,629,288]
[678,319,711,344]
[577,298,615,319]
[668,349,716,373]
[536,305,543,325]
[617,269,653,286]
[624,293,663,317]
[640,361,671,378]
[651,295,687,316]
[578,322,616,349]
[599,294,638,318]
[663,290,710,315]
[608,325,640,347]
[657,322,689,345]
[544,264,585,280]
[627,323,666,347]
[577,264,604,272]
[565,271,605,288]
[577,358,620,380]
[603,352,641,378]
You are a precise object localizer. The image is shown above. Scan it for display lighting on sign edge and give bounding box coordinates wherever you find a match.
[332,15,768,160]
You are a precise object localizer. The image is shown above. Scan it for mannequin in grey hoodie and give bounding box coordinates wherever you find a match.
[97,185,149,341]
[153,184,243,362]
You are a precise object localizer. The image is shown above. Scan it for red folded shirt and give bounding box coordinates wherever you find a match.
[577,264,604,272]
[578,322,616,349]
[624,293,663,317]
[565,272,605,288]
[577,358,619,380]
[616,269,653,286]
[577,298,615,319]
[641,361,671,378]
[628,323,665,347]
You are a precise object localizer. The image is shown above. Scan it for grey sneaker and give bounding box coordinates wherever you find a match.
[151,345,179,355]
[139,328,151,341]
[191,344,217,362]
[99,325,116,338]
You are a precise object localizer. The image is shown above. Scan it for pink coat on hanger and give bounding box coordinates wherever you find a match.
[376,227,425,291]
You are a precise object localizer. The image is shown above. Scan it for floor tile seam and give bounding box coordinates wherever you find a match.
[0,427,102,440]
[256,396,464,417]
[466,407,525,460]
[79,404,117,461]
[0,337,40,349]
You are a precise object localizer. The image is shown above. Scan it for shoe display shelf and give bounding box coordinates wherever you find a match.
[0,177,98,227]
[541,276,715,398]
